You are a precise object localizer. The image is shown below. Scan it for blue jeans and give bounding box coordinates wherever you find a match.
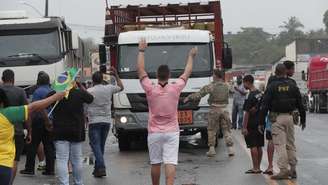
[232,100,244,129]
[0,165,12,185]
[55,141,83,185]
[88,123,110,171]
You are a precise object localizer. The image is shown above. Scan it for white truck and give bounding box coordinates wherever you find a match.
[113,29,220,150]
[0,11,83,91]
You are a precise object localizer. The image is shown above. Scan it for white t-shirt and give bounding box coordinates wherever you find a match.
[86,84,121,124]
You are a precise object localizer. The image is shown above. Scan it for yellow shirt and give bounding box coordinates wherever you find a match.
[0,106,28,168]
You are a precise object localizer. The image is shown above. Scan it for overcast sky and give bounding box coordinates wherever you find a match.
[1,0,328,42]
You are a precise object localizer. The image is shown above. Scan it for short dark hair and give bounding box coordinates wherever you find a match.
[283,60,295,70]
[243,74,254,84]
[92,71,103,84]
[37,72,50,86]
[213,69,225,79]
[2,69,14,83]
[275,64,287,76]
[0,88,9,107]
[157,65,170,81]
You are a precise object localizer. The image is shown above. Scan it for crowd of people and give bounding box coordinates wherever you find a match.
[0,39,306,185]
[0,67,123,185]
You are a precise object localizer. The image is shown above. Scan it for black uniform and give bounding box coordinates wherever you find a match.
[261,77,306,125]
[243,89,264,148]
[264,75,300,140]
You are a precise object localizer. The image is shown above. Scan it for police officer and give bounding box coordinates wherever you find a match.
[184,69,234,157]
[260,64,306,180]
[267,60,297,86]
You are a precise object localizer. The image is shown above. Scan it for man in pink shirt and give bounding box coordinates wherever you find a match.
[137,39,197,185]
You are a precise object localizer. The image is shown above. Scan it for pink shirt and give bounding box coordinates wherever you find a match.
[140,76,186,133]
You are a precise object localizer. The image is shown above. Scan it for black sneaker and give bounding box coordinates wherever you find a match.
[42,171,55,176]
[93,169,106,178]
[20,169,35,175]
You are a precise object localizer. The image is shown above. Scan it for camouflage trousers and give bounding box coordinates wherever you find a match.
[208,107,234,147]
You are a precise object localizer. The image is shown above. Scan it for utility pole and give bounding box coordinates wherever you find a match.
[45,0,48,17]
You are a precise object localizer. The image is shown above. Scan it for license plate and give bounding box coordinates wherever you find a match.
[178,110,193,125]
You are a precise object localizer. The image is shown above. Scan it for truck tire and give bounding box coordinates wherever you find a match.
[315,95,319,113]
[319,93,327,113]
[118,131,130,151]
[309,97,315,113]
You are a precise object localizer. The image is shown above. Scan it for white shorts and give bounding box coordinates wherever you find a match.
[147,132,180,165]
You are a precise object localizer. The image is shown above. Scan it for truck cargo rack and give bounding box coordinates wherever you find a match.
[104,1,224,68]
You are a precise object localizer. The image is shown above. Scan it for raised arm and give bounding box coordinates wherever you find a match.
[180,47,197,81]
[137,39,148,79]
[110,67,124,91]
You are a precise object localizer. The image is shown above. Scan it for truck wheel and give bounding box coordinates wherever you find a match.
[118,132,130,151]
[319,94,327,113]
[315,95,319,113]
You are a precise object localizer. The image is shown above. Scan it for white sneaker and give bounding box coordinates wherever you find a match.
[206,146,216,157]
[228,146,234,157]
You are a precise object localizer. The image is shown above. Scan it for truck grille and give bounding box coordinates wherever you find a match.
[126,93,200,112]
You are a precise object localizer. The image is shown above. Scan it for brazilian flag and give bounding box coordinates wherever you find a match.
[52,68,79,92]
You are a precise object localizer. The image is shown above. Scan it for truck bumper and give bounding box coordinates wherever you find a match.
[113,108,209,136]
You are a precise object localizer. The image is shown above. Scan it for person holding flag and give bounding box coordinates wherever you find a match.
[0,87,65,185]
[50,68,94,185]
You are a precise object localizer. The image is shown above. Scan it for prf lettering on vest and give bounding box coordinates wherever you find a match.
[278,85,289,92]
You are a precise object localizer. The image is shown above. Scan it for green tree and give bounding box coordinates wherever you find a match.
[324,10,328,34]
[307,29,327,39]
[279,16,304,33]
[225,27,284,65]
[277,16,305,46]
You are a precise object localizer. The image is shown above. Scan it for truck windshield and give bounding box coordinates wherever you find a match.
[118,43,213,78]
[0,29,60,59]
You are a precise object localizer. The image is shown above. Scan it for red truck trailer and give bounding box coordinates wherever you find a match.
[307,56,328,113]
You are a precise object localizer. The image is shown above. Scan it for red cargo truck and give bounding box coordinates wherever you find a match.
[307,56,328,113]
[102,1,232,150]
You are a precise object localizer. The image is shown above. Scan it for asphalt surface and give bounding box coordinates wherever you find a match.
[14,113,328,185]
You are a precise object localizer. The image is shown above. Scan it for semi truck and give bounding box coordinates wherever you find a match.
[104,1,232,150]
[307,56,328,113]
[0,11,85,91]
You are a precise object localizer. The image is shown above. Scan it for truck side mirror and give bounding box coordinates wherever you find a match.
[222,43,232,69]
[301,70,307,81]
[99,44,107,73]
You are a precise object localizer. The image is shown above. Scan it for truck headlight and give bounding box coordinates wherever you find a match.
[120,116,128,123]
[117,115,136,124]
[194,112,208,121]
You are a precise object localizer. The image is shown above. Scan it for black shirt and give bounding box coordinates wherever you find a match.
[243,89,262,130]
[261,77,306,124]
[52,88,93,142]
[1,84,28,135]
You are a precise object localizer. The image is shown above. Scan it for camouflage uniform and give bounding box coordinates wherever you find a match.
[187,80,234,148]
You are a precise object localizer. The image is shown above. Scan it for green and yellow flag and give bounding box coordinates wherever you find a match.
[52,68,79,93]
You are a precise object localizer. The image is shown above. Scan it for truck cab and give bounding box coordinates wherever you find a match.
[114,29,217,150]
[0,11,82,90]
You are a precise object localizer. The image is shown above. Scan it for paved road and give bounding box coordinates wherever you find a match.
[14,113,328,185]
